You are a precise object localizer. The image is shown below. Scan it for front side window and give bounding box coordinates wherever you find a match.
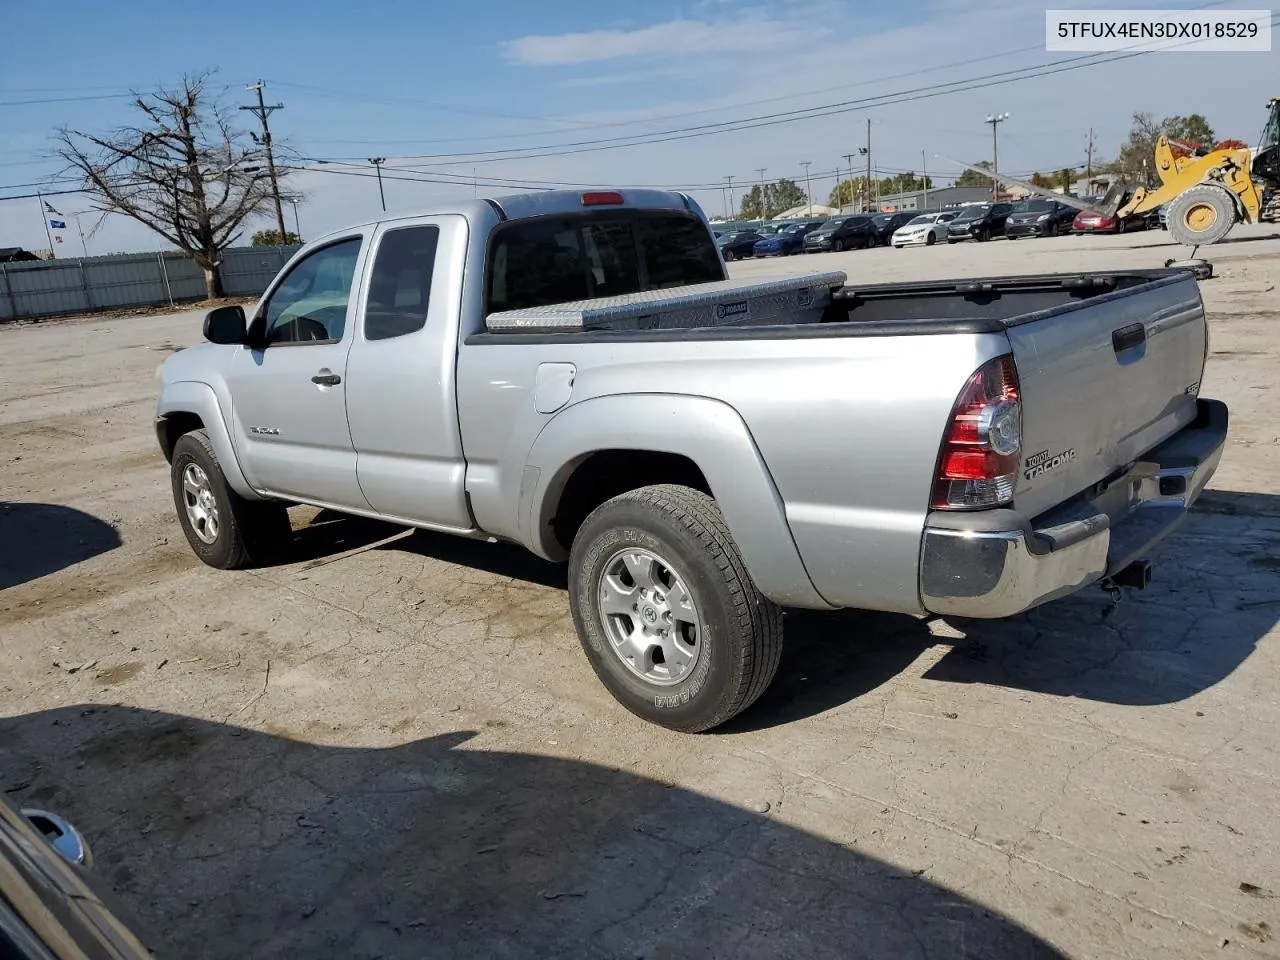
[364,225,440,341]
[262,237,362,344]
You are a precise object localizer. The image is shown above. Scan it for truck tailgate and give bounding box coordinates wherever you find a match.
[1007,273,1207,519]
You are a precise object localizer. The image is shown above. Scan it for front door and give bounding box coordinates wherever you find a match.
[227,234,372,510]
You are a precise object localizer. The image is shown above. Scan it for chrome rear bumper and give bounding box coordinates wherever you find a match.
[919,398,1227,619]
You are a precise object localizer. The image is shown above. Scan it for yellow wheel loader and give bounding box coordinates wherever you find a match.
[938,97,1280,249]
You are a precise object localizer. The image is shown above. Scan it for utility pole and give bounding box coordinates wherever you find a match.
[985,112,1009,201]
[240,81,289,244]
[921,149,929,210]
[369,158,387,211]
[864,119,872,213]
[1086,127,1094,181]
[800,161,813,213]
[725,174,735,218]
[842,154,856,209]
[755,167,767,219]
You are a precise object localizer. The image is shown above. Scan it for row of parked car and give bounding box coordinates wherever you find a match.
[714,197,1165,260]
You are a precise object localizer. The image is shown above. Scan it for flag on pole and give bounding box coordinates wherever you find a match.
[44,201,63,216]
[49,219,67,230]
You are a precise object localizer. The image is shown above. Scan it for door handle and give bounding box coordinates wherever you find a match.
[311,372,341,386]
[1112,322,1146,353]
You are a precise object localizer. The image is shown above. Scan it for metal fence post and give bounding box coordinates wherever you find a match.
[0,262,11,322]
[78,258,92,313]
[157,252,174,307]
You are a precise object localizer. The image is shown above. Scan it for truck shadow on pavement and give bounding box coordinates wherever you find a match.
[0,501,122,591]
[283,490,1279,729]
[0,706,1067,960]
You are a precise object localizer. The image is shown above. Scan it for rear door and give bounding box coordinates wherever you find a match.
[344,215,473,528]
[1005,274,1207,518]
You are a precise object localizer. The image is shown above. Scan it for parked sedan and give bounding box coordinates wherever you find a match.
[890,211,958,247]
[718,230,764,261]
[1004,198,1076,238]
[868,212,918,246]
[1072,207,1150,234]
[802,215,877,252]
[752,221,825,257]
[945,202,1014,242]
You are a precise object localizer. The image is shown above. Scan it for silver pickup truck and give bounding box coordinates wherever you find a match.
[155,188,1228,732]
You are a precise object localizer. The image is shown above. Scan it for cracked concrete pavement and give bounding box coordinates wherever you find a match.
[1,225,1278,958]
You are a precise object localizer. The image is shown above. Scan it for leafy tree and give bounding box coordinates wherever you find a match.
[874,172,933,197]
[739,178,807,219]
[828,178,864,208]
[1058,169,1075,191]
[955,161,992,187]
[252,229,301,245]
[1163,113,1215,150]
[1029,172,1056,189]
[54,71,287,299]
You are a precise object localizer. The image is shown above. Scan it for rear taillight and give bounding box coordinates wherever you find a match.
[931,354,1022,510]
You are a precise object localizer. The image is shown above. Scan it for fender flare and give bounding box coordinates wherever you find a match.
[522,393,833,609]
[156,381,261,500]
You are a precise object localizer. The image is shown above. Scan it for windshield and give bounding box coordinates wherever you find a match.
[906,215,934,225]
[872,215,893,225]
[820,218,847,229]
[487,211,723,312]
[954,205,990,221]
[1014,199,1055,213]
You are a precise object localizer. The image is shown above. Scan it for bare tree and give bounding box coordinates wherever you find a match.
[55,71,285,299]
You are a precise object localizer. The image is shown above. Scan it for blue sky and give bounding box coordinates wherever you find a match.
[1,0,1275,253]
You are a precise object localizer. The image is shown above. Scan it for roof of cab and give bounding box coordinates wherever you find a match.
[307,188,700,245]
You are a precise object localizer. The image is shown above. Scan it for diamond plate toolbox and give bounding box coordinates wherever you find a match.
[485,272,847,334]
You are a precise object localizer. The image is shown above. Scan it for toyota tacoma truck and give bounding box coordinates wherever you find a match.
[154,188,1228,732]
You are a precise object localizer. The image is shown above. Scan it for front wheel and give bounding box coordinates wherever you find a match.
[170,430,291,570]
[568,484,783,733]
[832,238,844,252]
[925,232,936,246]
[723,249,735,262]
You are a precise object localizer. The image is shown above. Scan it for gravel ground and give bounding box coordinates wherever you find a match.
[2,223,1278,959]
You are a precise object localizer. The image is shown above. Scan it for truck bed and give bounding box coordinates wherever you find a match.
[477,269,1197,341]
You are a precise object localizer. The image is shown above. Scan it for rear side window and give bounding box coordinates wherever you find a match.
[487,212,723,313]
[364,225,440,341]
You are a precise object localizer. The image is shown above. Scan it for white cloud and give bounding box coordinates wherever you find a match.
[501,14,827,66]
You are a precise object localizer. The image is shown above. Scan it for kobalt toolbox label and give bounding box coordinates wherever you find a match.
[715,301,749,321]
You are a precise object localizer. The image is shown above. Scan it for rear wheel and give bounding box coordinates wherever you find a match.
[1167,185,1238,247]
[568,484,783,733]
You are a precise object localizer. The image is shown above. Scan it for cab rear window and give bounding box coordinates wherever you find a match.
[487,211,723,313]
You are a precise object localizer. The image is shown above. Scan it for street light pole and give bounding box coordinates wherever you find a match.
[921,149,929,210]
[368,157,387,211]
[984,113,1009,201]
[725,174,735,218]
[801,161,813,214]
[755,167,767,218]
[843,153,856,209]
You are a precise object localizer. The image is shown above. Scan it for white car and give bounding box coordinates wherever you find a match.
[891,211,958,247]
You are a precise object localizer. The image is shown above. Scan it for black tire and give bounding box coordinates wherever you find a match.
[832,238,844,252]
[723,249,735,262]
[925,232,936,246]
[568,484,783,733]
[1167,184,1237,247]
[170,430,292,570]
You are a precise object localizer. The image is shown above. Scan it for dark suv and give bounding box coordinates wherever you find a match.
[1004,198,1076,239]
[802,215,877,252]
[945,202,1014,242]
[868,212,918,246]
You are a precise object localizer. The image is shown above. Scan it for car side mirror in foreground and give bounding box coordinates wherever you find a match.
[203,304,247,345]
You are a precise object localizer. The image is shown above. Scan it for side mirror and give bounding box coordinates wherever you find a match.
[203,305,247,345]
